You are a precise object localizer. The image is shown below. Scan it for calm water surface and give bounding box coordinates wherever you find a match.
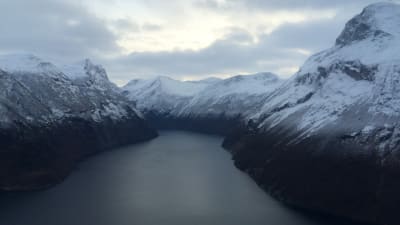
[0,131,359,225]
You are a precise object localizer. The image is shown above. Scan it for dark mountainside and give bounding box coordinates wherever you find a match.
[1,2,400,225]
[124,3,400,225]
[122,73,283,135]
[0,56,157,191]
[224,4,400,224]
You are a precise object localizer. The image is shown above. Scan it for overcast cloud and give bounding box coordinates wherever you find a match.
[0,0,119,62]
[0,0,399,85]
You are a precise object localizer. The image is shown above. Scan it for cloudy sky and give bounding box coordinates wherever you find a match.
[1,0,398,85]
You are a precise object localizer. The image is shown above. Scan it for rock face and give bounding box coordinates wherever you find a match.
[123,3,400,224]
[225,3,400,224]
[0,54,157,191]
[123,73,283,135]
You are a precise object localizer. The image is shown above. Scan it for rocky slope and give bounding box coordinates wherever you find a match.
[123,73,283,134]
[225,2,400,224]
[0,54,157,191]
[124,2,400,224]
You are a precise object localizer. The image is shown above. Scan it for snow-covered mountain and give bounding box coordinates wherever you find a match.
[123,76,217,115]
[0,54,156,191]
[180,73,283,119]
[123,73,283,121]
[0,54,141,127]
[249,2,400,139]
[121,2,400,224]
[224,3,400,224]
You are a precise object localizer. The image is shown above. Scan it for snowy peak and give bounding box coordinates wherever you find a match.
[152,76,213,96]
[336,2,400,46]
[123,72,284,119]
[124,76,212,97]
[122,76,213,114]
[62,58,109,82]
[0,53,59,74]
[252,2,400,138]
[0,53,111,85]
[206,72,282,96]
[176,72,284,118]
[124,73,281,99]
[0,53,144,128]
[83,59,109,81]
[192,77,222,84]
[224,72,280,84]
[296,3,400,82]
[59,58,118,91]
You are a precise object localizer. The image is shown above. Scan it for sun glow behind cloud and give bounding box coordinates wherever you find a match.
[76,0,337,54]
[97,2,339,85]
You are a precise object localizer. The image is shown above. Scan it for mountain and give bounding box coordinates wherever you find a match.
[123,73,283,134]
[180,72,282,118]
[224,3,400,224]
[122,2,400,224]
[0,54,157,191]
[123,76,215,115]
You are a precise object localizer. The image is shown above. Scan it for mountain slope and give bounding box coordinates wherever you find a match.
[225,3,400,224]
[0,54,157,191]
[123,76,215,115]
[123,73,283,134]
[180,72,282,118]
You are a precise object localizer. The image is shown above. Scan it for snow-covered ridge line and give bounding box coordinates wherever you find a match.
[248,2,400,139]
[124,75,214,97]
[123,72,284,119]
[225,3,400,225]
[336,2,400,46]
[0,53,108,81]
[0,54,157,192]
[0,53,140,128]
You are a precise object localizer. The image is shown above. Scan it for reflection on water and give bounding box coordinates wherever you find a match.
[0,131,359,225]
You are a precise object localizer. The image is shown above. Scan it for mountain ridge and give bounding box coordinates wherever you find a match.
[225,3,400,224]
[122,3,400,224]
[0,54,157,191]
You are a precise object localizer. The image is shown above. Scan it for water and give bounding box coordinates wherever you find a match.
[0,131,358,225]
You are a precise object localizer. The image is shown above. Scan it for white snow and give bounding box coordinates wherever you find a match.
[202,73,281,96]
[362,125,376,134]
[0,53,142,126]
[363,2,400,37]
[61,60,90,79]
[123,76,220,114]
[0,54,59,74]
[125,76,211,97]
[252,2,400,138]
[124,73,284,118]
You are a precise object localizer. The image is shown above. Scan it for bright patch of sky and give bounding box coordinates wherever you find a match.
[1,0,399,85]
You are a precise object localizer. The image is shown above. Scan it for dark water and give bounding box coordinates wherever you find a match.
[0,131,358,225]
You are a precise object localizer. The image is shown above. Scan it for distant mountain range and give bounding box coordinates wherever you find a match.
[122,72,283,134]
[0,2,400,224]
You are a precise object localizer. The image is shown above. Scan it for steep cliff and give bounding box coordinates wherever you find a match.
[0,54,157,191]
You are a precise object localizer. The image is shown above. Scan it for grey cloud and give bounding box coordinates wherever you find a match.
[106,24,325,81]
[197,0,399,11]
[107,0,390,83]
[111,19,140,33]
[223,27,255,43]
[0,0,119,62]
[1,0,395,85]
[110,20,162,33]
[142,23,163,31]
[265,19,345,52]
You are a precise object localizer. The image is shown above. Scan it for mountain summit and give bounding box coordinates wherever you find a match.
[0,54,156,191]
[336,2,400,46]
[223,3,400,224]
